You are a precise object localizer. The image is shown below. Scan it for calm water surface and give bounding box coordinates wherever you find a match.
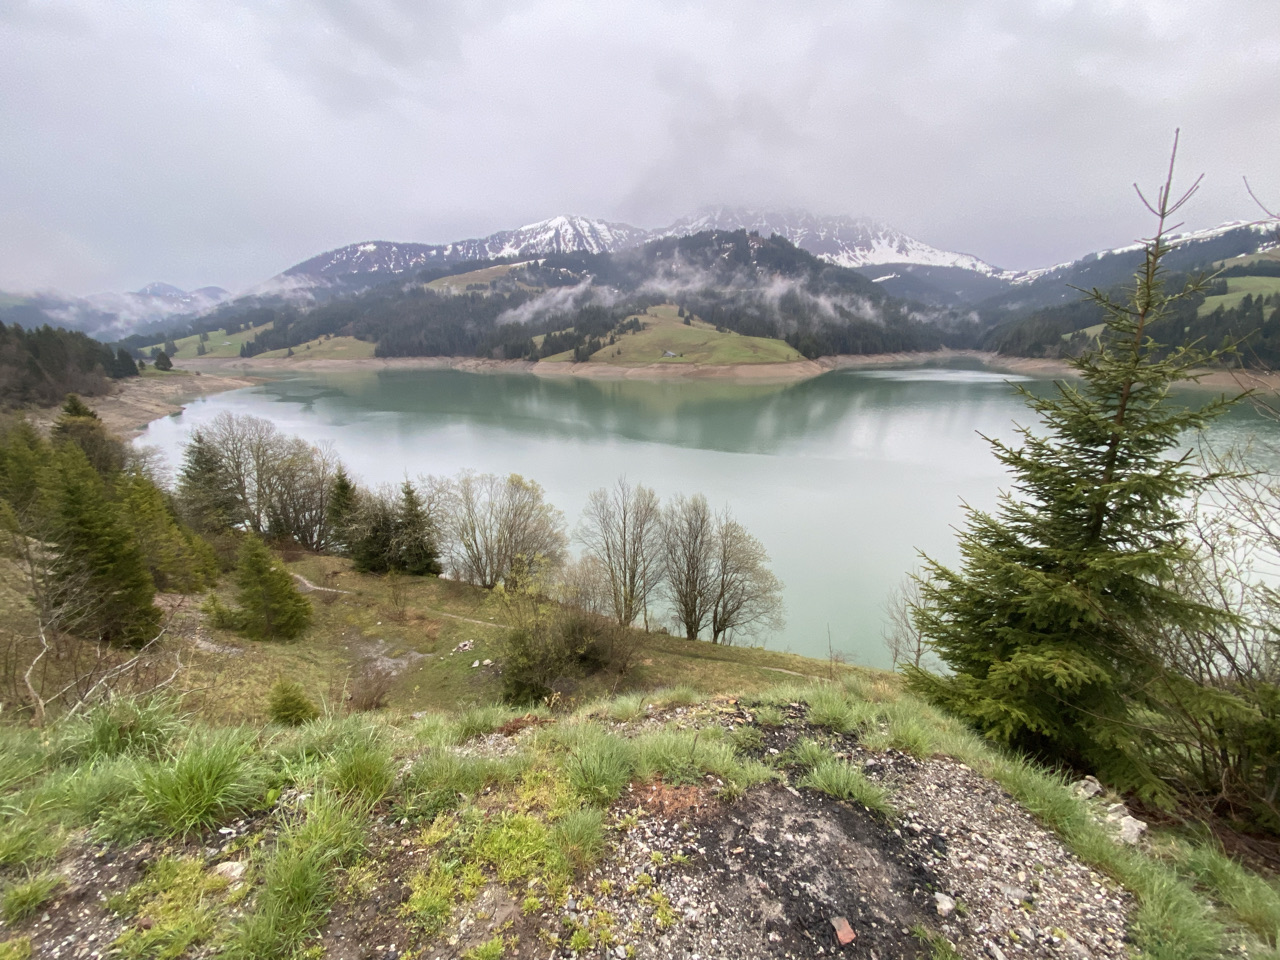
[137,365,1274,665]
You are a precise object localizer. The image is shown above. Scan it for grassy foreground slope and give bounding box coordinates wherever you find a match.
[1,556,1279,959]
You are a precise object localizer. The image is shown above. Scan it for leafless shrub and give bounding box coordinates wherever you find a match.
[347,658,398,712]
[882,575,930,669]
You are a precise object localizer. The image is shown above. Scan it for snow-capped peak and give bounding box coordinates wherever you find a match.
[661,206,1006,276]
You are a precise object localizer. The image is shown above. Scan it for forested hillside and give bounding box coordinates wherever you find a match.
[0,322,138,406]
[130,230,976,363]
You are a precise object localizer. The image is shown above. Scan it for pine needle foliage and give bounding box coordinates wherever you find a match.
[231,535,312,642]
[905,142,1241,800]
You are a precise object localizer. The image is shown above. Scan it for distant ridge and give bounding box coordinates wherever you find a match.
[277,207,1006,286]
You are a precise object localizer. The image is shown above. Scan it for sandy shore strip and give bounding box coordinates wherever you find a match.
[22,370,259,438]
[181,349,1280,392]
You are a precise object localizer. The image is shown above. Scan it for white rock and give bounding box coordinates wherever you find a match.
[1118,815,1147,845]
[213,860,245,881]
[472,660,480,668]
[482,659,493,666]
[934,892,956,917]
[1105,802,1129,821]
[1071,776,1102,798]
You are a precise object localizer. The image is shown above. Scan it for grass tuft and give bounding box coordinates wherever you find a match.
[800,759,893,815]
[553,806,606,872]
[60,698,180,762]
[136,730,265,836]
[1,872,60,924]
[226,793,363,959]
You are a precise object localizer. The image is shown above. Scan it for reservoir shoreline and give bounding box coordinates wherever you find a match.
[178,349,1276,393]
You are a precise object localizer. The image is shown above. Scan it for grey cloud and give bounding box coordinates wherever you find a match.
[0,0,1277,295]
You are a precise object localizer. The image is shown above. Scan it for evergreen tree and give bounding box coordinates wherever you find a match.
[325,467,358,556]
[232,535,312,641]
[394,480,441,576]
[119,471,218,592]
[349,492,396,574]
[176,429,238,534]
[52,396,126,477]
[154,351,173,371]
[44,444,161,646]
[113,348,139,378]
[905,152,1238,798]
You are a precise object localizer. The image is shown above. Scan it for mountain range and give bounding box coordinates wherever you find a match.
[2,207,1275,342]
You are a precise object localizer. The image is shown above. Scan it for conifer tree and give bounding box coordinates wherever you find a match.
[154,351,173,371]
[176,429,238,534]
[905,143,1238,797]
[119,471,218,592]
[394,480,441,576]
[326,467,358,555]
[231,535,312,641]
[52,395,125,477]
[44,444,161,646]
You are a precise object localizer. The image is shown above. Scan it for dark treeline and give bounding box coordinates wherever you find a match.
[0,322,138,406]
[984,263,1280,369]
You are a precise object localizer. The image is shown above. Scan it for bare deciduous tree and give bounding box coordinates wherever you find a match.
[882,575,929,668]
[434,471,567,588]
[707,515,784,645]
[182,412,341,551]
[576,478,663,628]
[661,495,784,644]
[661,493,715,640]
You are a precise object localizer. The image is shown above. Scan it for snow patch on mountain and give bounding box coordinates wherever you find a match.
[1001,219,1278,286]
[661,207,1006,276]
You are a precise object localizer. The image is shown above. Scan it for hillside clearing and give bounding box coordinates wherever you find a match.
[542,305,803,366]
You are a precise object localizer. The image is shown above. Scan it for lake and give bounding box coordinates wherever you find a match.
[136,363,1275,665]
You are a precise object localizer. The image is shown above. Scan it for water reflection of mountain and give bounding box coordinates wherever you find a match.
[248,368,1078,457]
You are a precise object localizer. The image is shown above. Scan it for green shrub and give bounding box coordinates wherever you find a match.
[1,873,60,924]
[267,681,320,727]
[136,731,265,836]
[500,610,621,703]
[800,759,892,814]
[0,937,32,960]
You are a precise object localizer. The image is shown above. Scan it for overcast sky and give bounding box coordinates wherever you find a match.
[2,0,1278,296]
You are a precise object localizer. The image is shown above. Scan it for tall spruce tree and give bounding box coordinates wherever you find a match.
[326,466,358,556]
[44,443,161,646]
[232,535,312,641]
[905,146,1238,798]
[394,480,441,576]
